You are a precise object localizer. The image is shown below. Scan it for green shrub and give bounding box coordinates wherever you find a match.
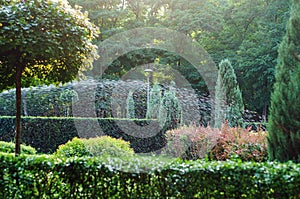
[0,141,36,154]
[83,136,134,157]
[54,136,134,158]
[164,122,268,161]
[54,137,90,158]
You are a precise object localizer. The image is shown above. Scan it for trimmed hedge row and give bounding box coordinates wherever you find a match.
[0,153,300,198]
[0,116,166,153]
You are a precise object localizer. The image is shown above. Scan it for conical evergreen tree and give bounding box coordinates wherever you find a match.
[146,83,162,119]
[159,81,182,129]
[126,90,135,119]
[268,0,300,162]
[214,59,244,127]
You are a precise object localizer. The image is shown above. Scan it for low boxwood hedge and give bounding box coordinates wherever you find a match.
[0,153,299,198]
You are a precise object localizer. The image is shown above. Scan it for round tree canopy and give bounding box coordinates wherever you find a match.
[0,0,99,91]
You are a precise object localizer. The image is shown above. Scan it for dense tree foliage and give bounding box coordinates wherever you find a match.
[268,0,300,162]
[0,0,98,154]
[68,0,289,116]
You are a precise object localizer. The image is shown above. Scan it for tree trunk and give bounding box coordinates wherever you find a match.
[15,65,22,156]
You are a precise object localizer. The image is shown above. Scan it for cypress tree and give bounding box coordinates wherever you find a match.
[146,83,162,119]
[214,59,244,127]
[159,82,182,129]
[126,90,135,119]
[268,0,300,162]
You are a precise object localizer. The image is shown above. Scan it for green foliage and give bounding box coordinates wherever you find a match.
[0,153,300,198]
[0,116,165,154]
[235,0,289,113]
[83,136,134,157]
[198,0,289,115]
[268,0,300,162]
[0,0,98,90]
[0,116,78,153]
[146,83,162,119]
[214,59,244,127]
[67,0,289,116]
[0,141,36,154]
[126,90,135,119]
[164,123,267,162]
[54,137,90,158]
[55,136,134,158]
[0,0,99,154]
[159,82,182,129]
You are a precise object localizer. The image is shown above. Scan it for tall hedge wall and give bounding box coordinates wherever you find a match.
[0,117,166,153]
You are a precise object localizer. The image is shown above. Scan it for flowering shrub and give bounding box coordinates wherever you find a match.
[164,122,268,161]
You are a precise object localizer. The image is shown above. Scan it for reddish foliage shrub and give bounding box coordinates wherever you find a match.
[163,125,219,160]
[210,122,268,161]
[164,122,268,161]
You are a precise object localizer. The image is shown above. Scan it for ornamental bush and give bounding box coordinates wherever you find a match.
[210,122,268,162]
[164,123,268,161]
[163,125,219,160]
[83,136,134,157]
[54,137,90,158]
[54,136,134,158]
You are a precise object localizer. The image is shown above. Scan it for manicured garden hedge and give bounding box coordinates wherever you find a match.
[0,153,300,198]
[0,116,166,153]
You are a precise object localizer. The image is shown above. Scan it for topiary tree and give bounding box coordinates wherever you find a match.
[268,0,300,162]
[0,0,98,155]
[214,59,244,128]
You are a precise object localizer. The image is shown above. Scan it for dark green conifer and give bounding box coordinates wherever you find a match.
[268,0,300,162]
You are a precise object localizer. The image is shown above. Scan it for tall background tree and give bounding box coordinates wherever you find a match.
[68,0,289,118]
[0,0,98,155]
[268,0,300,162]
[214,59,244,128]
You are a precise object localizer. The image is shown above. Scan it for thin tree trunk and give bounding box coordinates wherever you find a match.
[15,65,22,156]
